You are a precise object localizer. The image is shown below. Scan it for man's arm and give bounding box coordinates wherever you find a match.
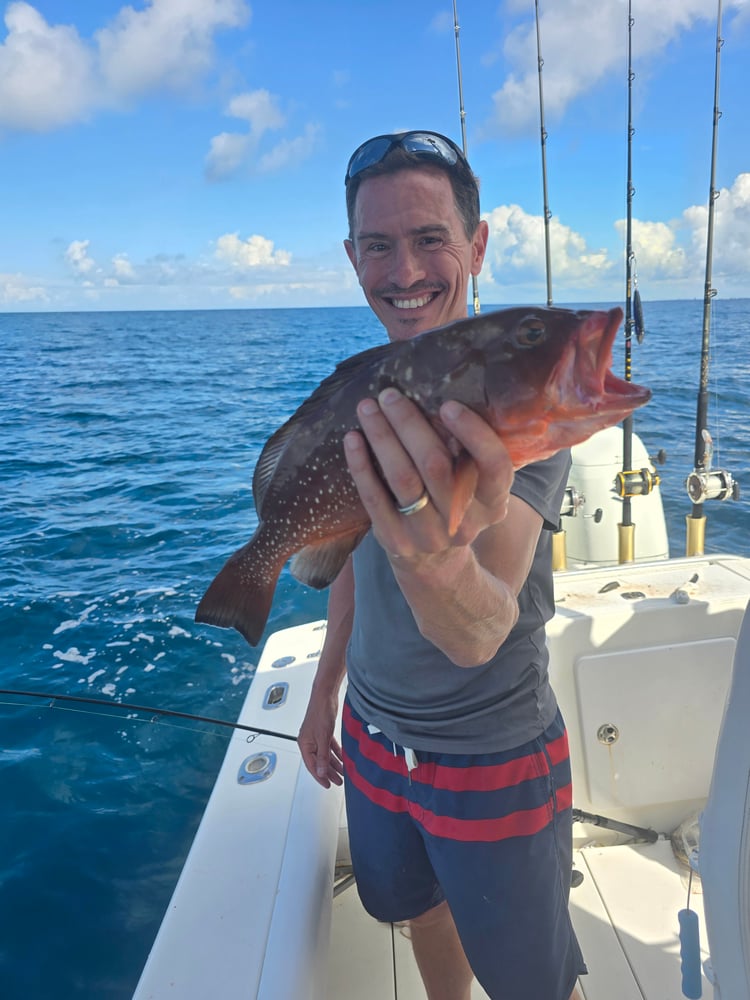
[344,387,539,667]
[297,558,354,787]
[389,496,542,666]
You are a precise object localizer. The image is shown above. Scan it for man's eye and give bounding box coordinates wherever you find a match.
[419,236,442,247]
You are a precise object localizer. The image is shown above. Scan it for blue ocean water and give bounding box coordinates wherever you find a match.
[0,301,747,998]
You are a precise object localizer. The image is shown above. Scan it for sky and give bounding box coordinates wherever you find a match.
[0,0,748,312]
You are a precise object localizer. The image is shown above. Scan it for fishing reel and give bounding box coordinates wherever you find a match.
[614,467,661,498]
[559,486,586,518]
[685,467,740,504]
[686,429,740,503]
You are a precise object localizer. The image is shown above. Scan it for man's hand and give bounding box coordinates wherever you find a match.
[298,686,344,789]
[343,387,513,558]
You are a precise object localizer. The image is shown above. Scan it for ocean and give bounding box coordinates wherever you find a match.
[1,301,748,999]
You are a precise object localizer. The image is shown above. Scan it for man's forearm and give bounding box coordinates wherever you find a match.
[390,542,519,668]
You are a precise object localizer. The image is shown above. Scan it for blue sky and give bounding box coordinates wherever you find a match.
[1,0,748,312]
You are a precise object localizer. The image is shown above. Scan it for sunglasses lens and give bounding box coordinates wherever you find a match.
[346,137,395,181]
[346,131,463,182]
[401,133,459,165]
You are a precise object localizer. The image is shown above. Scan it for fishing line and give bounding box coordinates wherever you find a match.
[0,689,299,743]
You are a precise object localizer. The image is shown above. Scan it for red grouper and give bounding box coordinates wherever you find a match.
[196,305,650,646]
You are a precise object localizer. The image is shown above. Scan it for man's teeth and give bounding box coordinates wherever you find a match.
[391,294,433,310]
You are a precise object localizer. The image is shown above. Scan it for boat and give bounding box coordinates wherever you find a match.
[134,4,750,998]
[133,570,750,999]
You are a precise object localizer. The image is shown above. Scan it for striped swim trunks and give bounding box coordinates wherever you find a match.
[341,697,587,1000]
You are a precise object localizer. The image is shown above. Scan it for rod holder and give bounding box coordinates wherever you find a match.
[686,514,707,557]
[618,523,635,564]
[552,529,567,571]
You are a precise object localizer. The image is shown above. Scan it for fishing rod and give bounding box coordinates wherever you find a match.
[452,0,480,315]
[685,0,739,556]
[615,0,658,564]
[0,688,299,743]
[534,0,553,307]
[532,1,582,571]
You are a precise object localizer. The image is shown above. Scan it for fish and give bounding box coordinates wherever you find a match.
[195,305,650,646]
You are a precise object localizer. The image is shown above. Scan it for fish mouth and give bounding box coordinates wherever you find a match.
[579,306,651,410]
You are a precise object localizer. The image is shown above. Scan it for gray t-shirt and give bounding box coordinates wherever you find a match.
[346,449,571,754]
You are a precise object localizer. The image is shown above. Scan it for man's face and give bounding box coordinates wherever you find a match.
[345,167,488,341]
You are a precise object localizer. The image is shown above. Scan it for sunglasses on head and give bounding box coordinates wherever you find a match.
[345,130,468,184]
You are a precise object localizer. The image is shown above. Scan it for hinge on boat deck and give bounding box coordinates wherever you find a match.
[334,862,356,897]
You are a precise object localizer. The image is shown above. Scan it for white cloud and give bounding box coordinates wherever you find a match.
[257,123,320,173]
[205,131,252,181]
[0,3,95,130]
[483,203,613,289]
[0,0,249,131]
[204,90,318,180]
[483,0,744,134]
[65,239,97,275]
[95,0,248,99]
[0,271,48,303]
[614,218,689,279]
[215,233,291,268]
[608,172,750,290]
[683,172,750,283]
[226,89,285,134]
[112,253,136,280]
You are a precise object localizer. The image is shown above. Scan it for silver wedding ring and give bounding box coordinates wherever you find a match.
[397,489,430,516]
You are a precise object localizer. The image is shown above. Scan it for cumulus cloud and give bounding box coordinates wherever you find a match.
[112,253,136,280]
[215,233,291,268]
[483,203,613,289]
[614,218,689,280]
[484,0,744,134]
[65,239,97,275]
[0,0,249,131]
[95,0,247,99]
[0,271,48,303]
[683,172,750,283]
[204,90,318,181]
[608,172,750,290]
[256,123,320,173]
[0,3,95,130]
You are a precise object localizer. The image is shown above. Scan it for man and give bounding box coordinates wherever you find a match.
[298,131,586,1000]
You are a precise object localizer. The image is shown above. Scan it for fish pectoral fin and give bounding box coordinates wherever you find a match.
[448,453,479,537]
[290,527,369,589]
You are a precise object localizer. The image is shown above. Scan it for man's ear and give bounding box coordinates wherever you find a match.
[471,220,489,276]
[344,238,358,272]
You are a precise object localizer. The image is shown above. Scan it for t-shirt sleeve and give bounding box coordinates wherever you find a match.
[510,448,571,531]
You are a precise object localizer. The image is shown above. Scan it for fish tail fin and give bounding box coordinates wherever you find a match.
[195,530,286,647]
[448,454,479,537]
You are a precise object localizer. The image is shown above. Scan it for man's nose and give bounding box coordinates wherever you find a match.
[389,243,426,289]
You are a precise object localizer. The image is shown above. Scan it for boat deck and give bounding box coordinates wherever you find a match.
[328,838,713,1000]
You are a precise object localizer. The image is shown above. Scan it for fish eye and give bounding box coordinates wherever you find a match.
[516,317,547,347]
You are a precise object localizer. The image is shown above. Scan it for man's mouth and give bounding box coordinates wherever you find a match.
[386,291,439,310]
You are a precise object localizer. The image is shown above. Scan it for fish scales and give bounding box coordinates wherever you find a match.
[196,305,651,646]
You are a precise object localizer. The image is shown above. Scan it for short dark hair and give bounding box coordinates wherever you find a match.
[345,144,481,243]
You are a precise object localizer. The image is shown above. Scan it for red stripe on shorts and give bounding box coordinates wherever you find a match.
[343,703,572,842]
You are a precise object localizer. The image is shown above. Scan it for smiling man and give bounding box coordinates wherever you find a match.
[298,132,586,1000]
[344,133,487,340]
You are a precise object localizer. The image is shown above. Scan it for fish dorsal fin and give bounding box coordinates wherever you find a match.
[252,340,399,516]
[252,419,298,518]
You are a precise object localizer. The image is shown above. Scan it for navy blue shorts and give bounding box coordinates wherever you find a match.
[342,698,587,1000]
